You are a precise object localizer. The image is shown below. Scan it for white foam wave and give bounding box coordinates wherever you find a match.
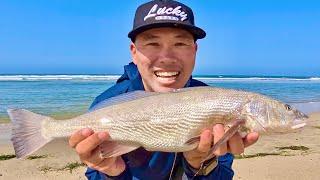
[0,75,121,81]
[195,77,320,82]
[0,75,319,82]
[310,77,320,81]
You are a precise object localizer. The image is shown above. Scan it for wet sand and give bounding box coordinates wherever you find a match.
[0,113,319,180]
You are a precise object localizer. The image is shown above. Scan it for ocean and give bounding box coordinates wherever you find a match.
[1,75,320,123]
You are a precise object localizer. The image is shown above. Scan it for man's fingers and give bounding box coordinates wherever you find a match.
[84,149,125,176]
[197,129,213,153]
[227,132,244,155]
[95,157,126,176]
[182,129,212,169]
[76,132,110,158]
[69,128,94,148]
[81,144,104,165]
[213,124,227,156]
[243,132,259,148]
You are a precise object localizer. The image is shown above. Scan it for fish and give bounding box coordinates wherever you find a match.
[7,86,308,159]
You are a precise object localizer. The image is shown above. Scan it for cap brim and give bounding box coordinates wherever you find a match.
[128,22,206,41]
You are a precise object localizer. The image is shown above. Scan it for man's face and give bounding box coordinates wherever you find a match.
[130,27,197,92]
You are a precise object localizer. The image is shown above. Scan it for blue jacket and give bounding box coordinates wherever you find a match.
[86,62,234,180]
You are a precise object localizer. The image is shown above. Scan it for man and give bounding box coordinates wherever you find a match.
[69,0,259,179]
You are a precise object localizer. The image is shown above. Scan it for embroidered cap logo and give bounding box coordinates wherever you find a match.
[144,4,188,22]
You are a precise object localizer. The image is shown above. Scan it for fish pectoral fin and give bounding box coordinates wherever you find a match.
[201,119,246,163]
[99,141,140,158]
[185,135,201,145]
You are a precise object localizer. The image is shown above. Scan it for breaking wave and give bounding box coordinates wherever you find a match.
[195,76,320,82]
[0,75,319,81]
[0,75,121,81]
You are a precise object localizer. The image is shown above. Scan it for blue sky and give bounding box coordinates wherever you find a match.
[0,0,319,76]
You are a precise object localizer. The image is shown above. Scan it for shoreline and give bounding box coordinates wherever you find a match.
[0,111,86,124]
[1,101,319,124]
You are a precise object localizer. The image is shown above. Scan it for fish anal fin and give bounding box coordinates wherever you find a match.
[99,141,140,158]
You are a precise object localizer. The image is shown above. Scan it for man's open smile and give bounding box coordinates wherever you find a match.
[154,71,180,78]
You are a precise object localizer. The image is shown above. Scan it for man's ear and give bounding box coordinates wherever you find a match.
[195,42,198,52]
[130,42,137,65]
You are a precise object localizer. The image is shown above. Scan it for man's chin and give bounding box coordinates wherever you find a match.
[151,83,184,92]
[143,78,186,92]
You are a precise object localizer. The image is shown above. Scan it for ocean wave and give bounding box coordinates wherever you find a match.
[310,77,320,81]
[195,77,320,81]
[0,75,121,81]
[0,75,319,81]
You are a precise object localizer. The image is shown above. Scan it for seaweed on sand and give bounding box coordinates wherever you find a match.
[276,145,309,151]
[0,154,16,160]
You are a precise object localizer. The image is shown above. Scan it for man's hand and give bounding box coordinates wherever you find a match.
[183,124,259,169]
[69,128,126,176]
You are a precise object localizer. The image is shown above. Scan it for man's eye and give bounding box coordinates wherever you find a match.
[175,42,188,46]
[146,43,160,46]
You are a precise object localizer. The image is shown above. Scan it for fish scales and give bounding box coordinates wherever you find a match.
[43,87,253,150]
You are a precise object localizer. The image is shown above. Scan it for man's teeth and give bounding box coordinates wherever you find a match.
[155,72,179,77]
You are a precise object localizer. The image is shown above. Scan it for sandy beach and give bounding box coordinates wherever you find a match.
[0,113,319,180]
[233,112,320,180]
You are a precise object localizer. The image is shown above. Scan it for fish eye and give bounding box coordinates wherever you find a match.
[285,104,292,111]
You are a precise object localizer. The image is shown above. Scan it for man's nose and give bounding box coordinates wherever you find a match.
[158,46,177,64]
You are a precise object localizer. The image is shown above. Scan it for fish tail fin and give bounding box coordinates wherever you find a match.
[7,109,53,159]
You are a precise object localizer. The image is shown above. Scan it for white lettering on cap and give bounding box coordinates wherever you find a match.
[144,4,188,22]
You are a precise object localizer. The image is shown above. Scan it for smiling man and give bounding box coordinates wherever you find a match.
[131,27,196,92]
[69,0,259,179]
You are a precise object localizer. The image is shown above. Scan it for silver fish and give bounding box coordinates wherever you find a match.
[7,86,308,159]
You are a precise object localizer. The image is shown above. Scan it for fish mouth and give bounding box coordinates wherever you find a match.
[291,122,307,129]
[291,115,308,129]
[290,110,308,129]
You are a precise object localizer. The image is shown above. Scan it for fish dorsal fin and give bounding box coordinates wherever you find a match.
[90,90,159,111]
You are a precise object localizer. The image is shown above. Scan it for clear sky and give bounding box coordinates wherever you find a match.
[0,0,319,76]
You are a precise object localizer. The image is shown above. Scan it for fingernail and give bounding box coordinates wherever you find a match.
[204,130,212,139]
[81,128,91,136]
[98,132,108,140]
[213,124,224,133]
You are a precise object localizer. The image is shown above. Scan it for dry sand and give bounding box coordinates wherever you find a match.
[0,113,319,180]
[0,138,87,180]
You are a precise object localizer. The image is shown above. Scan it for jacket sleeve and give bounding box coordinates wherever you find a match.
[85,80,134,180]
[181,153,234,180]
[86,165,132,180]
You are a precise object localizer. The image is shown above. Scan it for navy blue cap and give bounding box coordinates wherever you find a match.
[128,0,206,41]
